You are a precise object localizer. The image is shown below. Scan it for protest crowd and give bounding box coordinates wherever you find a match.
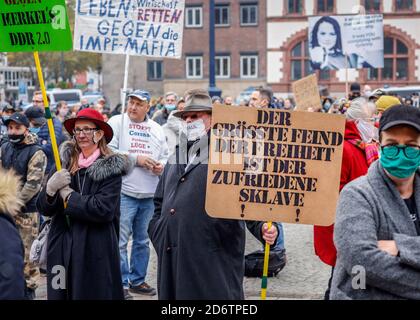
[0,79,419,301]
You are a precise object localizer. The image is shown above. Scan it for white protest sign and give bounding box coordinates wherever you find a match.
[308,14,384,70]
[74,0,185,58]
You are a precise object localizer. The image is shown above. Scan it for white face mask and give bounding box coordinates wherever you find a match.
[356,119,378,143]
[186,119,207,141]
[59,109,68,117]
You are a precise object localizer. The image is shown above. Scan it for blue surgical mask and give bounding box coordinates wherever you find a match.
[323,103,331,111]
[380,145,420,179]
[29,127,41,134]
[165,104,177,112]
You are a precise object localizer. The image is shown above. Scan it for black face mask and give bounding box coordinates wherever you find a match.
[8,134,25,144]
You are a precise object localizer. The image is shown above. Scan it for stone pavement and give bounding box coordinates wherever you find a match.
[35,223,330,300]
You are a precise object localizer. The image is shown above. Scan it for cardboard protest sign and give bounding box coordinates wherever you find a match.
[205,105,346,226]
[0,0,72,52]
[292,74,323,112]
[308,14,384,70]
[74,0,185,58]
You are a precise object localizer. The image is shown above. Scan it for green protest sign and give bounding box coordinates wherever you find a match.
[0,0,72,52]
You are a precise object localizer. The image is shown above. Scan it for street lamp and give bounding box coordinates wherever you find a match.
[208,0,222,98]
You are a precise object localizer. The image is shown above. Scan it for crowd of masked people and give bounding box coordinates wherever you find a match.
[0,82,419,300]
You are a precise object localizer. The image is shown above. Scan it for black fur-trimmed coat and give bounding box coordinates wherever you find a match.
[36,141,132,300]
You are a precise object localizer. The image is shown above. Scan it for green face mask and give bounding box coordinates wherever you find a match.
[380,145,420,179]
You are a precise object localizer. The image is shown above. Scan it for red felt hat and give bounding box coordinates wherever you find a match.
[64,108,113,143]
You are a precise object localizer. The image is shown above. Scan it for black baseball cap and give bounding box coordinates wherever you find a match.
[2,103,15,112]
[4,112,30,128]
[379,104,420,134]
[24,106,46,126]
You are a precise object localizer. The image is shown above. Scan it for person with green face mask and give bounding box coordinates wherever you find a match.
[330,104,420,300]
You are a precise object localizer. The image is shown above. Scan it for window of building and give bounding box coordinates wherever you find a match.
[317,0,334,13]
[363,0,381,12]
[215,56,230,78]
[147,61,163,81]
[185,6,203,28]
[240,3,258,26]
[215,4,230,26]
[240,55,258,78]
[290,40,331,81]
[287,0,303,14]
[186,56,203,79]
[290,40,311,81]
[367,36,409,81]
[394,0,414,11]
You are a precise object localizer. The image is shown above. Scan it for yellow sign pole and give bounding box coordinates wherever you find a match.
[33,52,62,171]
[33,52,69,226]
[260,221,272,300]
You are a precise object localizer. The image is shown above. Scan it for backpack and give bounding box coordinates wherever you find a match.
[244,249,287,278]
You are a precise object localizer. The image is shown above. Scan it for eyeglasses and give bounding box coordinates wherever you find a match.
[381,145,420,159]
[73,127,98,136]
[181,113,200,121]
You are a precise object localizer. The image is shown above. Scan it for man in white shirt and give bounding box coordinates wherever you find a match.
[108,90,169,299]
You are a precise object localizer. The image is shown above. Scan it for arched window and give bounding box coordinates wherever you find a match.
[367,36,409,81]
[290,40,331,81]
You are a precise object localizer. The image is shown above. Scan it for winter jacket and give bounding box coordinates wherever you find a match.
[331,162,420,299]
[148,135,278,299]
[38,117,64,173]
[36,141,131,300]
[314,120,369,266]
[152,109,169,126]
[0,134,47,213]
[0,169,26,300]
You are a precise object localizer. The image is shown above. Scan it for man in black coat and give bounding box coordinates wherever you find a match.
[0,169,26,300]
[148,91,279,300]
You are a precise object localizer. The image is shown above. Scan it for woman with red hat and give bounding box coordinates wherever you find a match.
[37,108,132,300]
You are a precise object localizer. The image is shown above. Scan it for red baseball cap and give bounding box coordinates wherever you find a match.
[64,108,114,143]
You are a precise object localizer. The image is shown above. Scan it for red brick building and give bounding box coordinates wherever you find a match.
[267,0,420,97]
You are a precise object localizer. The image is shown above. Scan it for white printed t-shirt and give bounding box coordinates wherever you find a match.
[108,113,169,199]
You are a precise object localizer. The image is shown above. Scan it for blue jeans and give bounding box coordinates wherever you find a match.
[272,223,285,251]
[119,194,155,288]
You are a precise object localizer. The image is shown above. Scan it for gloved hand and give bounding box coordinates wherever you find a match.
[59,185,74,202]
[46,169,71,197]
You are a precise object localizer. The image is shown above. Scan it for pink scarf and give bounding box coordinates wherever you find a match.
[78,149,101,168]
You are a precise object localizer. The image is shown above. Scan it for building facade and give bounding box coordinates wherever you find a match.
[267,0,420,97]
[0,54,35,104]
[102,0,267,107]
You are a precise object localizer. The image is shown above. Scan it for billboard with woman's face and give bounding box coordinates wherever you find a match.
[308,14,384,71]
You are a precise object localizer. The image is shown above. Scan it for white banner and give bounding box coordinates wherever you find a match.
[74,0,185,59]
[308,14,384,70]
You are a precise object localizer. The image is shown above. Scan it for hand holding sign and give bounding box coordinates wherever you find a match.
[262,223,278,245]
